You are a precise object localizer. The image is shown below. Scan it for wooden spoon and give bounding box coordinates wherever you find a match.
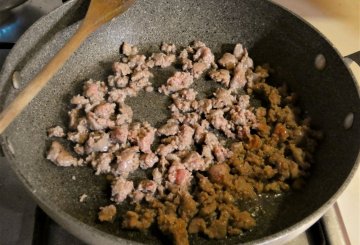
[0,0,135,134]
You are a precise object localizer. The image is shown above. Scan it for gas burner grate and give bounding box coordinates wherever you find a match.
[0,42,14,49]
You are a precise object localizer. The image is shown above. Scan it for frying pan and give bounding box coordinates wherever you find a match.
[0,0,28,12]
[1,0,359,244]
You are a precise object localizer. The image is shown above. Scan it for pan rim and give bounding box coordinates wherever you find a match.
[1,0,359,244]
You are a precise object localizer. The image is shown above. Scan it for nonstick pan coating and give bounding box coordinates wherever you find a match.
[0,0,359,244]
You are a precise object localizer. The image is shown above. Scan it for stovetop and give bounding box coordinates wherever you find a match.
[0,0,356,245]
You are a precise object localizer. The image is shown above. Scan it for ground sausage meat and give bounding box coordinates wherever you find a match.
[47,41,321,245]
[98,204,117,222]
[111,177,134,203]
[47,126,65,138]
[47,141,83,167]
[159,71,194,95]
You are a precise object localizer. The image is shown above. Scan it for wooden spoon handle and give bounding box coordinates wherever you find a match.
[0,25,92,134]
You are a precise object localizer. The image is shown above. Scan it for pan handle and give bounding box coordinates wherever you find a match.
[344,51,360,90]
[0,137,7,157]
[321,203,351,245]
[345,51,360,66]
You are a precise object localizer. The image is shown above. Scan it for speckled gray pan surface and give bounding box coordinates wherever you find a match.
[0,0,359,244]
